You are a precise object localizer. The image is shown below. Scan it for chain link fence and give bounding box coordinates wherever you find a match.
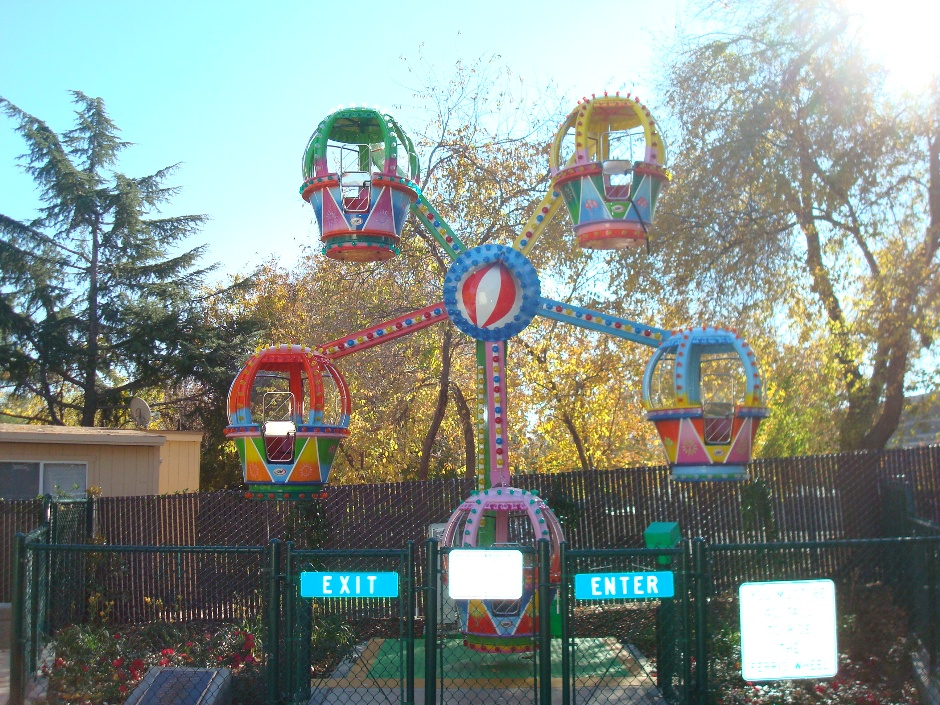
[430,544,544,705]
[10,534,940,705]
[279,546,414,705]
[12,539,271,705]
[702,537,940,705]
[562,546,691,705]
[5,445,940,705]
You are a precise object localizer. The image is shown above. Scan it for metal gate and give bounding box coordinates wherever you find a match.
[279,542,416,705]
[276,539,691,705]
[10,510,938,705]
[424,541,551,705]
[560,544,692,705]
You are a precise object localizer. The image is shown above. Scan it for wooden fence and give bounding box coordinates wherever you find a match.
[3,445,940,603]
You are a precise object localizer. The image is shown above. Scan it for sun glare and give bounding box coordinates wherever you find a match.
[843,0,939,93]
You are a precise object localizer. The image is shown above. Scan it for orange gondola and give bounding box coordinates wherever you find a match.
[225,345,351,499]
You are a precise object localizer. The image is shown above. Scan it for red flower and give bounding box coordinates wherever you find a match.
[243,654,256,665]
[119,685,128,694]
[54,658,65,668]
[160,648,175,656]
[113,633,121,640]
[132,658,144,670]
[158,658,170,667]
[81,664,88,672]
[113,657,124,668]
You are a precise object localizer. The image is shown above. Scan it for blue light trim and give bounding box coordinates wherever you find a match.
[443,244,542,341]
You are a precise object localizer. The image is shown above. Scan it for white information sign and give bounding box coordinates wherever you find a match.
[739,579,838,681]
[448,549,524,600]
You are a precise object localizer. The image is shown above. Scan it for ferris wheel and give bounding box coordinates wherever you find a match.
[224,94,769,652]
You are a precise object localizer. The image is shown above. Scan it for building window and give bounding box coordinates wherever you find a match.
[0,461,88,499]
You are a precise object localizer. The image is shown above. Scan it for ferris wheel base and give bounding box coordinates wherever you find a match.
[244,483,328,500]
[670,465,749,482]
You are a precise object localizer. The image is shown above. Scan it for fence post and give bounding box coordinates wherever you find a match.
[405,540,416,705]
[928,541,939,673]
[559,541,570,705]
[85,494,95,539]
[28,534,41,677]
[681,542,694,703]
[265,539,282,705]
[693,538,709,705]
[9,533,27,705]
[424,538,438,705]
[538,539,552,705]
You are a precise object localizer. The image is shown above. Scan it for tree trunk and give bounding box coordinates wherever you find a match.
[449,381,477,481]
[560,410,592,472]
[81,216,101,427]
[418,326,453,481]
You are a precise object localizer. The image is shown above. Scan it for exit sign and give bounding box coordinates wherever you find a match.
[300,572,399,598]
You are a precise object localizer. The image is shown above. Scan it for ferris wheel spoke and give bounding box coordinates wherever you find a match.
[482,340,511,488]
[411,195,466,260]
[316,302,449,359]
[513,189,564,255]
[537,297,668,348]
[475,341,491,490]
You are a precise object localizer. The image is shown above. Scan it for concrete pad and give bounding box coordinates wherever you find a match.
[301,637,667,705]
[0,605,10,651]
[0,649,9,705]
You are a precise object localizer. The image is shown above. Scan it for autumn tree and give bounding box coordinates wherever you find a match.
[651,0,939,452]
[236,57,674,482]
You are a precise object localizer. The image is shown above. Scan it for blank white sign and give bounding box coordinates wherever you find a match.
[739,579,838,681]
[448,549,524,600]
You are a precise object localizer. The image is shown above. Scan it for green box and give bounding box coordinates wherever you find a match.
[644,521,681,564]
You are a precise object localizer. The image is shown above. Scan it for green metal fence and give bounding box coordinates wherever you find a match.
[698,536,940,705]
[9,523,49,704]
[560,544,691,705]
[279,543,416,705]
[10,533,272,705]
[427,542,547,705]
[10,511,940,705]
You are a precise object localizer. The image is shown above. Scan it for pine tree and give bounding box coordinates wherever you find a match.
[0,91,252,427]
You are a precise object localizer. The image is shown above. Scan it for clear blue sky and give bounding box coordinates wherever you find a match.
[2,1,934,281]
[0,0,683,279]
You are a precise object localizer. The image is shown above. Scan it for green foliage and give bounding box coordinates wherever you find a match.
[739,478,778,540]
[656,0,940,453]
[543,478,583,531]
[0,92,262,433]
[309,614,357,678]
[43,622,263,704]
[284,500,330,549]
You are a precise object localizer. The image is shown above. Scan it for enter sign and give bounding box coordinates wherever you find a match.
[574,572,674,599]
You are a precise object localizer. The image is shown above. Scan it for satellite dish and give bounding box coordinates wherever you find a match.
[130,398,152,429]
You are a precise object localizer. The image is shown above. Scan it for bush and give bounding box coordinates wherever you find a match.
[39,622,263,705]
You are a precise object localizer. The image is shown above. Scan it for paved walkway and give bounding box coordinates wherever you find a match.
[1,650,9,705]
